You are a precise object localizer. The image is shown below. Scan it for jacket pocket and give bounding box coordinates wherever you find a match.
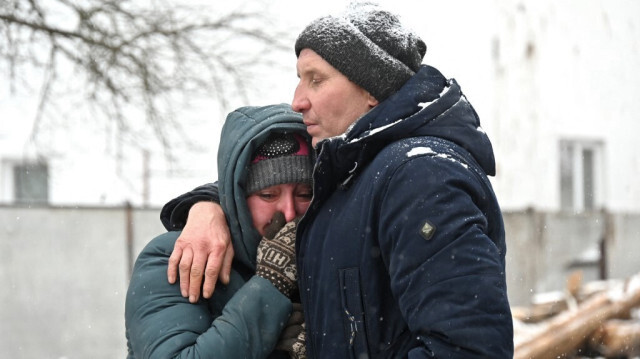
[339,267,370,359]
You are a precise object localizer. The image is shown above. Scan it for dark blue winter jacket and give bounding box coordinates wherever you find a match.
[295,65,513,358]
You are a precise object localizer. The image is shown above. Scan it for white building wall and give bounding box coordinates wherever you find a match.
[490,0,640,212]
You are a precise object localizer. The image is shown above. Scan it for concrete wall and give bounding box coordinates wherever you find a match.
[1,205,639,357]
[504,210,640,306]
[607,213,640,280]
[0,205,163,359]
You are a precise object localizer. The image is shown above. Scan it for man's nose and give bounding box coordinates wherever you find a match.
[292,83,309,113]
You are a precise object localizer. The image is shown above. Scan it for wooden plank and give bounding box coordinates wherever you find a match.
[588,319,640,357]
[514,272,640,359]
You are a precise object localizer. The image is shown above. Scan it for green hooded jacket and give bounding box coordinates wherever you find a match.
[125,104,308,358]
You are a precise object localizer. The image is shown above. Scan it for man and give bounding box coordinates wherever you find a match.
[162,2,513,357]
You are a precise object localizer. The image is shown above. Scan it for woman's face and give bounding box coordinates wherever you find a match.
[246,183,312,236]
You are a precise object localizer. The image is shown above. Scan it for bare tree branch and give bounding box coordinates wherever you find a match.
[0,0,292,163]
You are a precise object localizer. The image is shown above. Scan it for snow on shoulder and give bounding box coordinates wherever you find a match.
[406,147,435,157]
[406,146,470,170]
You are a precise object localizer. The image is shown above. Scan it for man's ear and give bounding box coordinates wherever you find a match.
[367,93,379,108]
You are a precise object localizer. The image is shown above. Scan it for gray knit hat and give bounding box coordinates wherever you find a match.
[295,1,427,102]
[246,133,313,194]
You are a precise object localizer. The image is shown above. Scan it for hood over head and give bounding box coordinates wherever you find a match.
[217,104,309,271]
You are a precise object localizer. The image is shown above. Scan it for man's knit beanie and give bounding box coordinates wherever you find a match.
[246,133,313,194]
[294,1,427,102]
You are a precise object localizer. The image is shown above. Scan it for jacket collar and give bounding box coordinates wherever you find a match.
[314,65,496,191]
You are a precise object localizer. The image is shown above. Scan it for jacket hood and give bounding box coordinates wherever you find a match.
[325,65,496,185]
[218,104,308,271]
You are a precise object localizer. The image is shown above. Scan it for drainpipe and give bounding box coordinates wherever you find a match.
[599,208,613,280]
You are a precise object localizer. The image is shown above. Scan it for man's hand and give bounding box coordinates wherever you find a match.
[167,201,233,303]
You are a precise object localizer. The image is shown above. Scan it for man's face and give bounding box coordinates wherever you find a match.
[292,49,378,147]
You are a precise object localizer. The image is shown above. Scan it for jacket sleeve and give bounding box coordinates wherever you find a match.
[125,231,292,359]
[378,154,513,358]
[160,182,220,230]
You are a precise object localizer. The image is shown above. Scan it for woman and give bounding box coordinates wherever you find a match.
[125,104,311,358]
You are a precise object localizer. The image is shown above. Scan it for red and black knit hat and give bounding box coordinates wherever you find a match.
[246,133,313,194]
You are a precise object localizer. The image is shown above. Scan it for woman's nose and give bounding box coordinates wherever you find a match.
[278,195,297,222]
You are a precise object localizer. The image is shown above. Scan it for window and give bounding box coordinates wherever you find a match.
[559,140,603,212]
[14,162,49,204]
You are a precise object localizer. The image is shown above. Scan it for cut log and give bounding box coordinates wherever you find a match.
[512,293,569,323]
[513,271,585,324]
[514,272,640,359]
[588,319,640,357]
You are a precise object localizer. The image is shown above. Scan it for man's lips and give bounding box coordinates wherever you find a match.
[304,120,318,131]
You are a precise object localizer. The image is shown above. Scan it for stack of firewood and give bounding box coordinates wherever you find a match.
[512,271,640,358]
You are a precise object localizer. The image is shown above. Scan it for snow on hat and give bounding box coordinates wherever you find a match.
[294,1,426,102]
[246,133,313,194]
